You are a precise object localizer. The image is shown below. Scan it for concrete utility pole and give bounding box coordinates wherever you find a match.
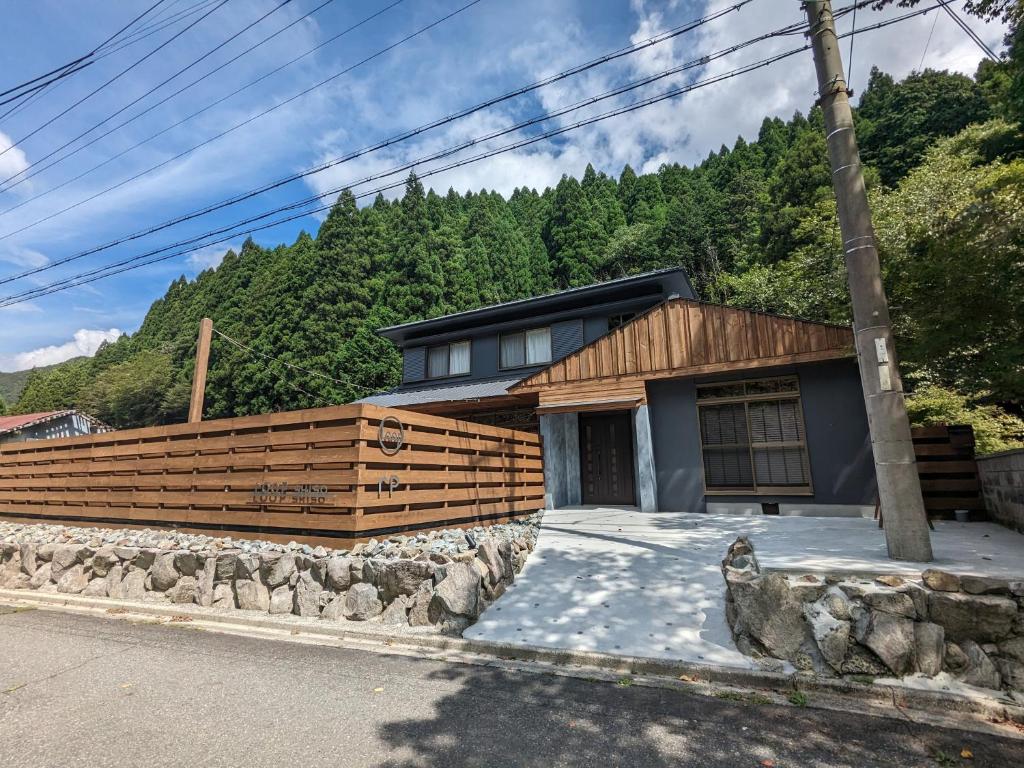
[804,1,932,561]
[188,317,214,424]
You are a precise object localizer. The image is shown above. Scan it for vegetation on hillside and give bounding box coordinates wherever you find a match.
[11,14,1024,449]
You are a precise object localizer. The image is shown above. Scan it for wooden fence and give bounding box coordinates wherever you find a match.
[0,404,545,545]
[911,424,984,519]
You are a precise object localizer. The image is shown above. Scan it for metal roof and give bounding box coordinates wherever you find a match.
[375,267,694,344]
[355,376,525,408]
[0,409,112,437]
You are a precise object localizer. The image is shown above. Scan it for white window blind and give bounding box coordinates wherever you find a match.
[500,332,525,368]
[449,341,471,375]
[525,328,551,365]
[427,346,449,379]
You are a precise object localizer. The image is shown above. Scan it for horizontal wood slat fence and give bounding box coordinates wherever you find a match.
[0,404,545,544]
[911,424,984,518]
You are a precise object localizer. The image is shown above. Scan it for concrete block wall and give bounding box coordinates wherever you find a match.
[978,449,1024,533]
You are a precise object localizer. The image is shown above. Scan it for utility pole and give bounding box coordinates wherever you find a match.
[188,317,213,424]
[804,1,932,561]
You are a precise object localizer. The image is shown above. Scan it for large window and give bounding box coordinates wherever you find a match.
[697,377,812,494]
[500,327,551,369]
[426,340,471,378]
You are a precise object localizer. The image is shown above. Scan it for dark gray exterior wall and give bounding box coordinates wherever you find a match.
[647,359,876,513]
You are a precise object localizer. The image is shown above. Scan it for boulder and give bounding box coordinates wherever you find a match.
[321,593,346,621]
[380,560,434,602]
[234,554,259,581]
[50,545,80,581]
[167,576,198,604]
[927,591,1017,642]
[874,574,905,588]
[214,551,240,581]
[326,557,352,591]
[133,549,158,570]
[103,564,124,596]
[475,540,504,586]
[292,571,323,617]
[408,582,434,627]
[56,564,89,594]
[803,596,849,672]
[83,578,109,597]
[269,585,294,615]
[959,575,1011,596]
[727,573,806,660]
[856,611,916,676]
[113,546,139,562]
[820,586,852,621]
[343,583,383,621]
[29,562,53,589]
[914,622,945,676]
[19,543,37,576]
[921,569,960,592]
[308,558,328,586]
[841,645,890,676]
[194,559,215,607]
[90,547,118,578]
[173,551,199,577]
[904,581,930,620]
[943,642,970,675]
[260,553,297,589]
[110,569,146,601]
[998,637,1024,664]
[862,590,916,619]
[994,658,1024,691]
[212,583,235,609]
[380,594,412,625]
[959,640,1002,689]
[429,562,481,622]
[37,542,59,562]
[235,579,270,612]
[149,553,180,592]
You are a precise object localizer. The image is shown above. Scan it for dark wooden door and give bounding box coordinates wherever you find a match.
[579,412,635,506]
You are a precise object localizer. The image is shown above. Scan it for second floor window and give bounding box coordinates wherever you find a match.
[500,327,551,369]
[427,340,470,378]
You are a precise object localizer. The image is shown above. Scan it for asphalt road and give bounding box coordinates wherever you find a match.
[1,607,1021,767]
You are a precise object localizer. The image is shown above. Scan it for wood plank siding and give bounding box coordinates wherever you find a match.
[511,299,855,405]
[0,404,544,543]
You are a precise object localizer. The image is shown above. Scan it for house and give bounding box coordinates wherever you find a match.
[359,267,876,517]
[0,410,112,445]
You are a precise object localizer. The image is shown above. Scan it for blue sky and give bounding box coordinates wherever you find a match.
[0,0,1007,371]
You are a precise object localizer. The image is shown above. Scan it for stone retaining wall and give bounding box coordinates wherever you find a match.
[978,448,1024,533]
[722,538,1024,695]
[0,518,540,634]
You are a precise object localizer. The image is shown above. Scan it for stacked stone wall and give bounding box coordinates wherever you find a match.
[722,538,1024,694]
[0,518,539,634]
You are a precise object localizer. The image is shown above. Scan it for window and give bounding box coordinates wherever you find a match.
[500,327,551,369]
[608,312,636,331]
[426,340,470,378]
[697,377,811,494]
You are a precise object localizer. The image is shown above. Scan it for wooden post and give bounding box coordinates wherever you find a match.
[188,317,213,423]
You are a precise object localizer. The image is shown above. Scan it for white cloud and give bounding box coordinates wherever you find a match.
[0,245,48,268]
[186,241,243,271]
[0,327,121,371]
[0,131,29,187]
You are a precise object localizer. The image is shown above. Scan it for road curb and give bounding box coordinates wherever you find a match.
[4,587,1022,729]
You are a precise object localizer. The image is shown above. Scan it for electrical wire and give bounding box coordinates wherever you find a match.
[0,0,230,164]
[940,2,998,61]
[0,0,952,307]
[0,0,752,261]
[919,4,941,70]
[0,0,342,211]
[0,0,299,190]
[213,327,374,393]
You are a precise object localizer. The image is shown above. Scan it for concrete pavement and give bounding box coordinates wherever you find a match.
[2,607,1022,767]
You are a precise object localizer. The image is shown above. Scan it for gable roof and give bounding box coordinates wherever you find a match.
[375,267,695,345]
[510,298,854,399]
[0,410,111,437]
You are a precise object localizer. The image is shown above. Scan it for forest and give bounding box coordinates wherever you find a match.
[5,10,1023,453]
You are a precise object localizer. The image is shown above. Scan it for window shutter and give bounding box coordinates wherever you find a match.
[551,319,584,360]
[403,347,426,383]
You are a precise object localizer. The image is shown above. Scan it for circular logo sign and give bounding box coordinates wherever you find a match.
[378,416,405,456]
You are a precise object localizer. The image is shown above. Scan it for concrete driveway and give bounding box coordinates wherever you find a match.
[465,507,755,668]
[465,508,1024,667]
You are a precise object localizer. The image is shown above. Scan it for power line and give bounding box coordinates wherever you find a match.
[940,2,999,61]
[0,0,168,100]
[0,0,946,308]
[213,327,374,393]
[919,5,941,70]
[0,0,751,265]
[90,1,226,62]
[0,0,299,190]
[0,0,230,164]
[0,0,341,211]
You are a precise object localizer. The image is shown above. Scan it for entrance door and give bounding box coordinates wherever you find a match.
[579,412,635,506]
